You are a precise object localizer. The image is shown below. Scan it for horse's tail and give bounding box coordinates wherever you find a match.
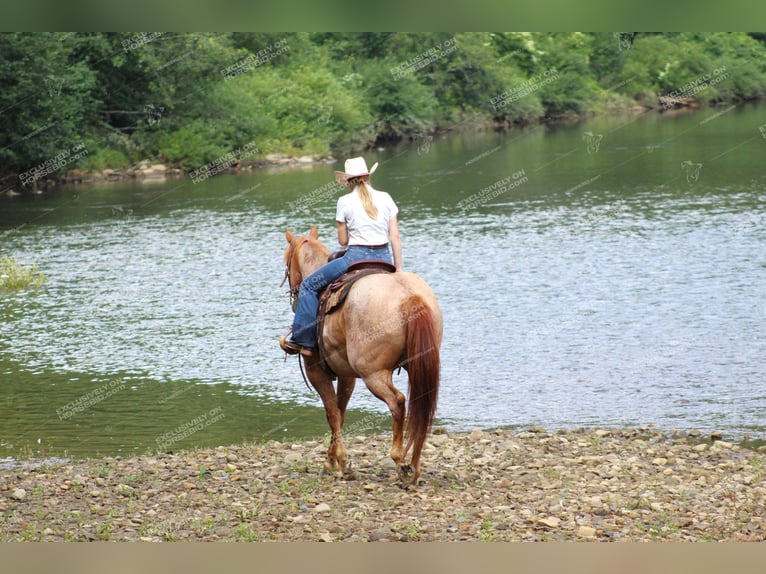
[402,295,440,459]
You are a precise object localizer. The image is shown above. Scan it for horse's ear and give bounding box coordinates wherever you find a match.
[285,229,295,244]
[309,226,319,239]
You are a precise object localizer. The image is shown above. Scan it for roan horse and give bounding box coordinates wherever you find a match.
[282,226,443,485]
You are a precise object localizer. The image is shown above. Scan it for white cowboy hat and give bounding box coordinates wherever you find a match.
[334,156,379,186]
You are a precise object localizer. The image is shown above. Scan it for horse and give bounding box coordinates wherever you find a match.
[282,226,443,485]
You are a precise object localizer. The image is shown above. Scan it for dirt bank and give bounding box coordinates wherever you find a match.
[1,427,764,542]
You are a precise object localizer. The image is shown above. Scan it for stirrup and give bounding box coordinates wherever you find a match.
[279,333,315,357]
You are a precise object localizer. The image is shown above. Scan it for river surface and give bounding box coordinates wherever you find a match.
[2,103,765,461]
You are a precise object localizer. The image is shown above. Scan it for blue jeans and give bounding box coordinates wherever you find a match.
[291,245,393,348]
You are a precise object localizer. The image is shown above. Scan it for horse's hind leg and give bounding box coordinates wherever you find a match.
[305,358,348,476]
[337,376,356,428]
[362,370,406,467]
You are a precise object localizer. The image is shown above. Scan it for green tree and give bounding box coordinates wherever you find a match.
[0,32,97,186]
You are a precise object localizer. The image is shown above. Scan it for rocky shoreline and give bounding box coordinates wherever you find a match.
[59,154,335,187]
[1,427,764,542]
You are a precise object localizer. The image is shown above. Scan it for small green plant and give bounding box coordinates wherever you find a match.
[392,523,422,541]
[478,519,496,541]
[0,257,45,292]
[124,471,146,486]
[235,523,261,542]
[94,522,112,541]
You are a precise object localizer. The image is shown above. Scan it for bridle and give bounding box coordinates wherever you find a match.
[280,237,309,312]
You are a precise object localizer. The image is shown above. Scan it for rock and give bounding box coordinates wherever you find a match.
[319,532,333,542]
[285,452,302,464]
[693,443,708,452]
[429,434,449,446]
[11,488,26,501]
[711,431,723,442]
[227,453,238,462]
[369,529,390,542]
[577,526,596,538]
[442,448,457,460]
[116,484,134,496]
[594,429,609,437]
[652,458,668,466]
[313,503,331,514]
[469,428,484,441]
[363,483,376,492]
[538,516,560,529]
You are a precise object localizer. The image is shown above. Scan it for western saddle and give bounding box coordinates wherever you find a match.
[316,259,396,375]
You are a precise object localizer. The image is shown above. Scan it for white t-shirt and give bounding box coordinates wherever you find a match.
[335,185,398,246]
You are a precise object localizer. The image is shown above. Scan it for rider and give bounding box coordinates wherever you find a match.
[280,156,403,357]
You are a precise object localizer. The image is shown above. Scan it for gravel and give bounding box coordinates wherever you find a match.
[1,427,764,541]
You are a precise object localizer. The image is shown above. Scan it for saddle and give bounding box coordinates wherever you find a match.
[316,259,396,376]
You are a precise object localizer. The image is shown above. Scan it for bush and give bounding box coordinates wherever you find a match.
[0,257,45,292]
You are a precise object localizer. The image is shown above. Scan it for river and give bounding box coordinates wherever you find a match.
[1,103,765,461]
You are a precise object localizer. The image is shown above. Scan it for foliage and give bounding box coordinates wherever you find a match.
[0,256,46,292]
[1,32,766,185]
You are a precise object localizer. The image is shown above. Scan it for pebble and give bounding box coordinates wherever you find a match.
[1,427,762,543]
[285,452,303,464]
[469,429,484,442]
[429,434,449,446]
[538,517,560,529]
[11,488,26,501]
[369,529,390,542]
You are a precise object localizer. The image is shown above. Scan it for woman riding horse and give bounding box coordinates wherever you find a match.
[280,157,403,357]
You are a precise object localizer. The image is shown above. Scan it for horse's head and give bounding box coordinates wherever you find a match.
[282,226,330,310]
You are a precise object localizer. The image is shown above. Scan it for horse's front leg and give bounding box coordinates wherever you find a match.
[305,357,347,476]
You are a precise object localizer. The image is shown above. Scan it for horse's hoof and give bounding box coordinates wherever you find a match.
[396,463,416,485]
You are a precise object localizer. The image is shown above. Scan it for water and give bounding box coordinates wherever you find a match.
[2,103,765,460]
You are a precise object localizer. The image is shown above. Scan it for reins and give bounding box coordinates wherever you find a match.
[281,236,314,391]
[281,237,308,312]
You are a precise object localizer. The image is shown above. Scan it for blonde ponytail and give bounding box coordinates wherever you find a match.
[353,177,378,219]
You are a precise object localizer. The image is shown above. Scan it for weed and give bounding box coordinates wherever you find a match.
[124,471,147,486]
[478,519,495,541]
[94,522,112,541]
[0,257,46,292]
[235,523,261,542]
[391,523,422,541]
